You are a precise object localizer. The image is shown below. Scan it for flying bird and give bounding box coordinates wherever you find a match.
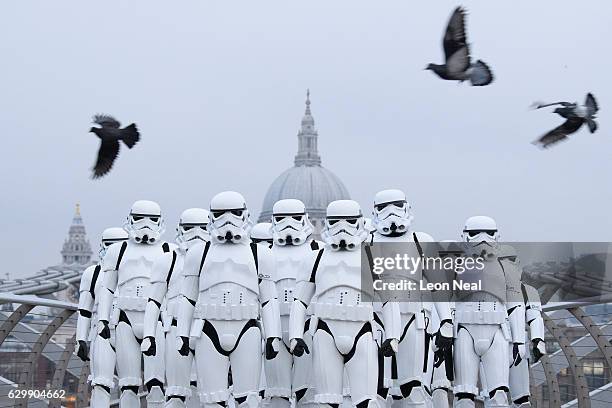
[426,7,494,86]
[89,114,140,179]
[532,93,599,148]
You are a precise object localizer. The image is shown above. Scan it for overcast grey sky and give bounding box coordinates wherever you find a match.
[1,1,611,278]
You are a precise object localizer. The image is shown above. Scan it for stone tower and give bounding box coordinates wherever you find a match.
[60,204,93,265]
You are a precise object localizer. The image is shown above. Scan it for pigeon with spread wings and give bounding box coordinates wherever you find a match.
[532,93,599,149]
[426,7,494,86]
[89,114,140,179]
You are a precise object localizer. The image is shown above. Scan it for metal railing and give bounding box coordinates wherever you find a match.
[0,293,611,408]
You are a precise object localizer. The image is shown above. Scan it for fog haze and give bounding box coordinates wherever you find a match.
[1,1,611,277]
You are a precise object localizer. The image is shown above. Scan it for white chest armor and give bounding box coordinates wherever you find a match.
[372,232,423,314]
[195,243,260,321]
[371,232,422,281]
[116,242,165,312]
[455,256,507,324]
[273,243,313,315]
[165,251,186,318]
[313,249,373,322]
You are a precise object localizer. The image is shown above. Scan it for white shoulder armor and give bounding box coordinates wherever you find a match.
[150,251,176,284]
[79,265,97,294]
[166,251,186,301]
[182,241,209,277]
[522,283,542,310]
[101,241,124,272]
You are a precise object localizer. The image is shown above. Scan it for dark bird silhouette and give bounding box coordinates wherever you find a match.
[426,7,494,86]
[89,114,140,178]
[532,93,599,148]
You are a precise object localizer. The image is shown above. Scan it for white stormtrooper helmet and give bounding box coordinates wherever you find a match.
[99,227,129,259]
[322,200,368,251]
[372,189,414,236]
[250,222,273,245]
[209,191,252,243]
[124,200,165,244]
[461,215,500,255]
[271,199,313,246]
[176,208,210,250]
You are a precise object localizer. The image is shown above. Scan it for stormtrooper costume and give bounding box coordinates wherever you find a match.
[76,227,128,408]
[175,191,282,408]
[370,190,453,408]
[498,246,546,408]
[98,200,171,408]
[264,199,321,408]
[429,241,463,408]
[142,208,210,408]
[289,200,402,408]
[453,216,526,408]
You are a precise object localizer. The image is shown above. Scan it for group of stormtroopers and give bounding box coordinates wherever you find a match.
[75,189,546,408]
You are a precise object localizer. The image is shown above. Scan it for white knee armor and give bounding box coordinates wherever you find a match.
[175,192,282,408]
[76,227,128,408]
[98,200,171,408]
[290,200,401,408]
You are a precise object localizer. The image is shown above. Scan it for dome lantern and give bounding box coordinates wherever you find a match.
[259,91,350,236]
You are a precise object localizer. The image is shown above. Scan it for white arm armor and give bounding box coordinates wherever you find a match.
[98,242,122,323]
[504,256,526,344]
[434,302,453,324]
[257,246,282,340]
[381,301,401,341]
[176,242,205,338]
[507,301,526,343]
[76,265,96,342]
[289,280,315,340]
[524,284,545,341]
[143,282,167,337]
[142,252,174,338]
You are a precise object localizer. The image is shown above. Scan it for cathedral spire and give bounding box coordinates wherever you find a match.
[61,203,93,265]
[294,89,321,166]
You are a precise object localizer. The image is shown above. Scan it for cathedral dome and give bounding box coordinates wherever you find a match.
[258,91,350,232]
